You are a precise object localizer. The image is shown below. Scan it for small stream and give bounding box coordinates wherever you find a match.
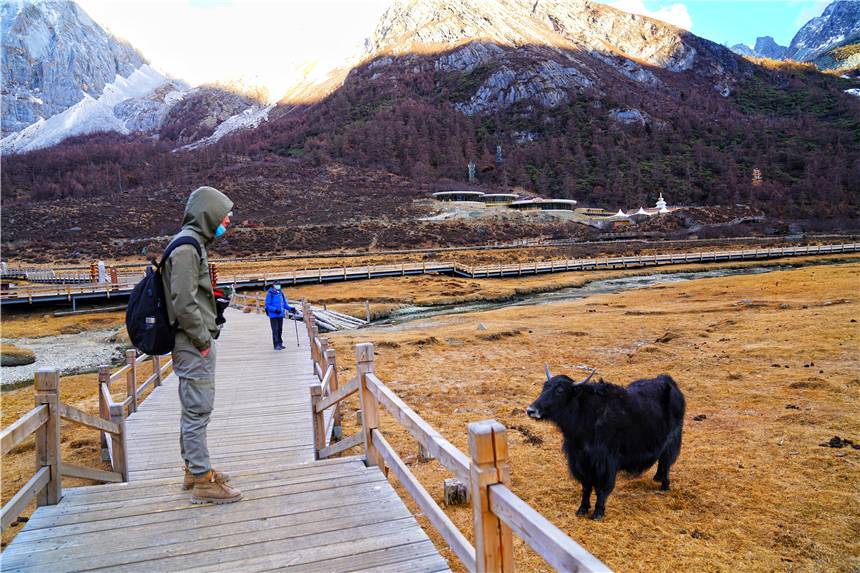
[374,262,832,327]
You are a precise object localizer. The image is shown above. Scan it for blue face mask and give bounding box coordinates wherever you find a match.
[214,224,227,237]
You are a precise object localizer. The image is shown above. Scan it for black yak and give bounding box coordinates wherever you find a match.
[526,366,685,520]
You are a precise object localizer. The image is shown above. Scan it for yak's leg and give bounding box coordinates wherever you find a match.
[657,454,671,491]
[591,488,611,520]
[576,482,592,517]
[653,459,667,484]
[591,472,616,521]
[655,427,683,492]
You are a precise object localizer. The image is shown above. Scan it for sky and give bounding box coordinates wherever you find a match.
[606,0,832,48]
[77,0,391,101]
[76,0,833,101]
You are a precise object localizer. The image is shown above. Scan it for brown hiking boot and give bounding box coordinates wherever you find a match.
[189,470,242,505]
[183,467,230,491]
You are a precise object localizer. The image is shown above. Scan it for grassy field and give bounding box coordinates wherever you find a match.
[324,262,860,572]
[1,258,857,569]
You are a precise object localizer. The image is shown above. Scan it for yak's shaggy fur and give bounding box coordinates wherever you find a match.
[527,373,685,519]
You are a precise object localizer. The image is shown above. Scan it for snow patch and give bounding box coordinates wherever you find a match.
[180,104,275,151]
[845,88,860,98]
[1,64,168,154]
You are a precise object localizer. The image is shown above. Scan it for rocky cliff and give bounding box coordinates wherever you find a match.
[351,0,747,116]
[788,0,859,62]
[1,0,146,136]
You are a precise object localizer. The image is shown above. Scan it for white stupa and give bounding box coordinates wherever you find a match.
[656,193,668,213]
[635,207,649,216]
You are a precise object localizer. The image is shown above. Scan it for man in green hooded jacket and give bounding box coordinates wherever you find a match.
[162,186,242,504]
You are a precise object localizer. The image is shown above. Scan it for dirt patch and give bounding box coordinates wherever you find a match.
[478,329,524,341]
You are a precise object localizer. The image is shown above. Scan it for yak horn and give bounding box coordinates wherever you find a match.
[544,363,552,381]
[578,368,597,385]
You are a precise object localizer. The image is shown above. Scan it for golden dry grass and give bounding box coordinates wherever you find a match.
[324,262,860,572]
[0,310,125,339]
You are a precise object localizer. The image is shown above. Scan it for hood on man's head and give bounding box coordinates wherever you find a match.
[182,186,234,242]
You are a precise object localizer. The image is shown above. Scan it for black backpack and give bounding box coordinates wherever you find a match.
[126,237,201,355]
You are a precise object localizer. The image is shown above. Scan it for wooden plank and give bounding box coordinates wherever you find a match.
[1,466,50,531]
[60,463,123,483]
[1,404,48,455]
[4,498,414,569]
[373,429,476,571]
[315,376,359,412]
[58,403,121,435]
[366,373,470,483]
[318,431,364,459]
[489,484,610,572]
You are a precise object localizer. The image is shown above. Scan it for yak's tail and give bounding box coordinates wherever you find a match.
[659,374,685,466]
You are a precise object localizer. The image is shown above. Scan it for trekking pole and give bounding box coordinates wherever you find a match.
[293,312,300,347]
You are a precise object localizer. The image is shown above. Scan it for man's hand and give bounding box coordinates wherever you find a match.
[200,347,210,358]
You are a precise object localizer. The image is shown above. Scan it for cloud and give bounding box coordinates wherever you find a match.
[607,0,693,31]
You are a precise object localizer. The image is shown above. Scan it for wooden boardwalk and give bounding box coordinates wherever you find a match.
[1,310,450,572]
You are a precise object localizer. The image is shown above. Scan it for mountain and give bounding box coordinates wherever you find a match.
[0,0,276,154]
[788,0,859,62]
[731,0,859,72]
[1,0,858,261]
[1,0,148,136]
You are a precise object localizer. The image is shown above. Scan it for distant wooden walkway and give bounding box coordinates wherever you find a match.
[1,310,450,572]
[4,242,858,307]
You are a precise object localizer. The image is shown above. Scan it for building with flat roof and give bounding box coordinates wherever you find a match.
[431,191,486,202]
[508,198,577,211]
[481,193,520,205]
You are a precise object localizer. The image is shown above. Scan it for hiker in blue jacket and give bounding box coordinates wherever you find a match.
[264,283,296,350]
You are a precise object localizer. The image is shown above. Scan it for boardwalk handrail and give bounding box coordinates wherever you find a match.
[0,350,172,531]
[5,242,858,305]
[302,305,610,572]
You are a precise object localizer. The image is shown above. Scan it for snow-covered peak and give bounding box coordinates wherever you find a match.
[788,0,860,61]
[0,64,179,154]
[1,0,148,136]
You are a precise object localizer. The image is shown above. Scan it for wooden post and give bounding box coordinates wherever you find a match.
[208,262,218,287]
[309,385,325,459]
[109,267,119,290]
[34,369,61,506]
[356,343,382,468]
[152,354,162,387]
[469,420,514,573]
[125,349,137,414]
[325,348,342,440]
[98,366,111,461]
[312,326,320,366]
[365,300,371,323]
[109,403,128,481]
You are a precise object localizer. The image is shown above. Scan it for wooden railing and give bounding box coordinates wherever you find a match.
[3,243,859,304]
[302,305,609,572]
[0,351,172,531]
[457,242,860,277]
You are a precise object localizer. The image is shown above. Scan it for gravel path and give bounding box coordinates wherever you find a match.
[1,329,127,387]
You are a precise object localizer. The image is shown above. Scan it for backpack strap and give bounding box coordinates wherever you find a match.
[157,236,202,269]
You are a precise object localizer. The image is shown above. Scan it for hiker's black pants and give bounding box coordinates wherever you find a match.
[270,317,283,348]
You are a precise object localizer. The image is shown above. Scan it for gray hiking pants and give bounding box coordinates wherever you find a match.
[173,331,217,476]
